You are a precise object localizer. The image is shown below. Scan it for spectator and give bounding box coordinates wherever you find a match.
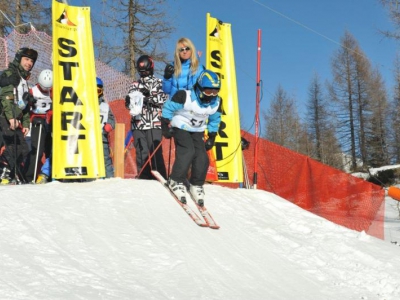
[97,77,115,178]
[162,37,205,98]
[24,69,53,183]
[125,55,168,179]
[0,47,38,184]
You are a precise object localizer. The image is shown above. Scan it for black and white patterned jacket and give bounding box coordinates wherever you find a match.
[126,75,167,130]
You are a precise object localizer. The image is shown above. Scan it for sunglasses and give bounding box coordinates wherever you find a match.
[97,87,103,95]
[179,46,191,52]
[202,88,219,96]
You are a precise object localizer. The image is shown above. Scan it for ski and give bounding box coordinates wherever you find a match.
[151,170,208,227]
[189,194,220,230]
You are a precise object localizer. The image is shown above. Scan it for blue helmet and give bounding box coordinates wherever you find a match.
[96,77,104,97]
[96,77,103,87]
[195,70,221,103]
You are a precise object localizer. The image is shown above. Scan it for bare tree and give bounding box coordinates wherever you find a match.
[83,0,174,78]
[305,73,342,168]
[263,85,302,151]
[378,0,400,39]
[388,54,400,163]
[365,68,390,167]
[329,31,379,171]
[329,32,359,171]
[0,0,51,36]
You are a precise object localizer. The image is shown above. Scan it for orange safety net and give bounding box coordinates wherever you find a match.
[1,29,385,239]
[240,131,385,239]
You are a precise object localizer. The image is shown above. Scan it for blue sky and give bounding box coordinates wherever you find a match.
[164,0,398,134]
[73,0,398,135]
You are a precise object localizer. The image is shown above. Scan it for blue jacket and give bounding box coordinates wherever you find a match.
[162,59,205,98]
[162,89,221,134]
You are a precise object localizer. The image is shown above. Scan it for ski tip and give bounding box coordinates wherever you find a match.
[209,225,220,230]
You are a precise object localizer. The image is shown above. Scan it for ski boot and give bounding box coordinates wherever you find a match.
[168,178,187,204]
[189,185,205,207]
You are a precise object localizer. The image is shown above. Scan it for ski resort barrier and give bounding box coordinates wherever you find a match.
[1,29,385,239]
[238,131,385,239]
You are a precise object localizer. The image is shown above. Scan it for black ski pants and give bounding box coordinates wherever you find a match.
[24,117,52,182]
[170,128,208,186]
[133,128,167,179]
[0,115,29,179]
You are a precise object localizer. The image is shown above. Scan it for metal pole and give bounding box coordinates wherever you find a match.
[253,29,261,189]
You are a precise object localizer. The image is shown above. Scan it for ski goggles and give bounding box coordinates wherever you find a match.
[202,88,219,96]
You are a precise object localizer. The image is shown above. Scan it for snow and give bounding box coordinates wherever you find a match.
[1,178,400,299]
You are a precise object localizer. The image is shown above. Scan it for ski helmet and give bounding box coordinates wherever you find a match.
[96,77,104,97]
[15,47,38,66]
[136,55,154,77]
[96,77,104,87]
[195,70,221,103]
[38,69,53,91]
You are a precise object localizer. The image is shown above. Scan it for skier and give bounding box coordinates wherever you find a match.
[125,55,168,179]
[97,77,115,178]
[24,69,53,183]
[0,47,38,184]
[161,69,221,206]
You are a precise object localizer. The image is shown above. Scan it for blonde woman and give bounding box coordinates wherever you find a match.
[162,37,205,97]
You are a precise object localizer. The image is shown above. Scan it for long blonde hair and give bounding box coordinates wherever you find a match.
[173,37,200,76]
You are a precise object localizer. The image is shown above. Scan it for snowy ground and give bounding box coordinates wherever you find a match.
[0,178,399,300]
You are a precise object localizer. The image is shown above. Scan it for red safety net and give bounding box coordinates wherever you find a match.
[1,29,385,239]
[239,131,385,239]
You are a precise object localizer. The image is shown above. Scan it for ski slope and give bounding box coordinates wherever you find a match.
[0,178,399,299]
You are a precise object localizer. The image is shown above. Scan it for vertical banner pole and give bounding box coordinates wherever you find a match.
[253,29,261,189]
[113,123,125,178]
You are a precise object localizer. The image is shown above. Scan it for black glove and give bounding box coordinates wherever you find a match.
[139,88,150,97]
[22,92,35,105]
[161,117,173,139]
[163,64,175,80]
[143,96,155,106]
[125,95,131,109]
[205,132,217,151]
[0,72,20,87]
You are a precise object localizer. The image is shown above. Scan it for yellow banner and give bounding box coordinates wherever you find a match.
[206,13,243,183]
[52,0,105,179]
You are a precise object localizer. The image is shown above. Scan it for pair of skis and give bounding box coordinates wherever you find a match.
[151,170,219,229]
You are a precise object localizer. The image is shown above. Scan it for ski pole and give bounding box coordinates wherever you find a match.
[137,140,163,178]
[33,121,42,183]
[12,88,17,181]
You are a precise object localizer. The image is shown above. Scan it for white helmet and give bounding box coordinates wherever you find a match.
[38,69,53,90]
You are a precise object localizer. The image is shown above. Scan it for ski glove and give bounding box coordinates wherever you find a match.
[205,132,217,151]
[23,92,35,105]
[0,72,20,87]
[163,64,175,80]
[161,117,173,139]
[103,123,113,133]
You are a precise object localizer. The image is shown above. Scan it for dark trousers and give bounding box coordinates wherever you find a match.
[133,128,167,179]
[170,128,208,186]
[24,117,52,182]
[0,115,29,180]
